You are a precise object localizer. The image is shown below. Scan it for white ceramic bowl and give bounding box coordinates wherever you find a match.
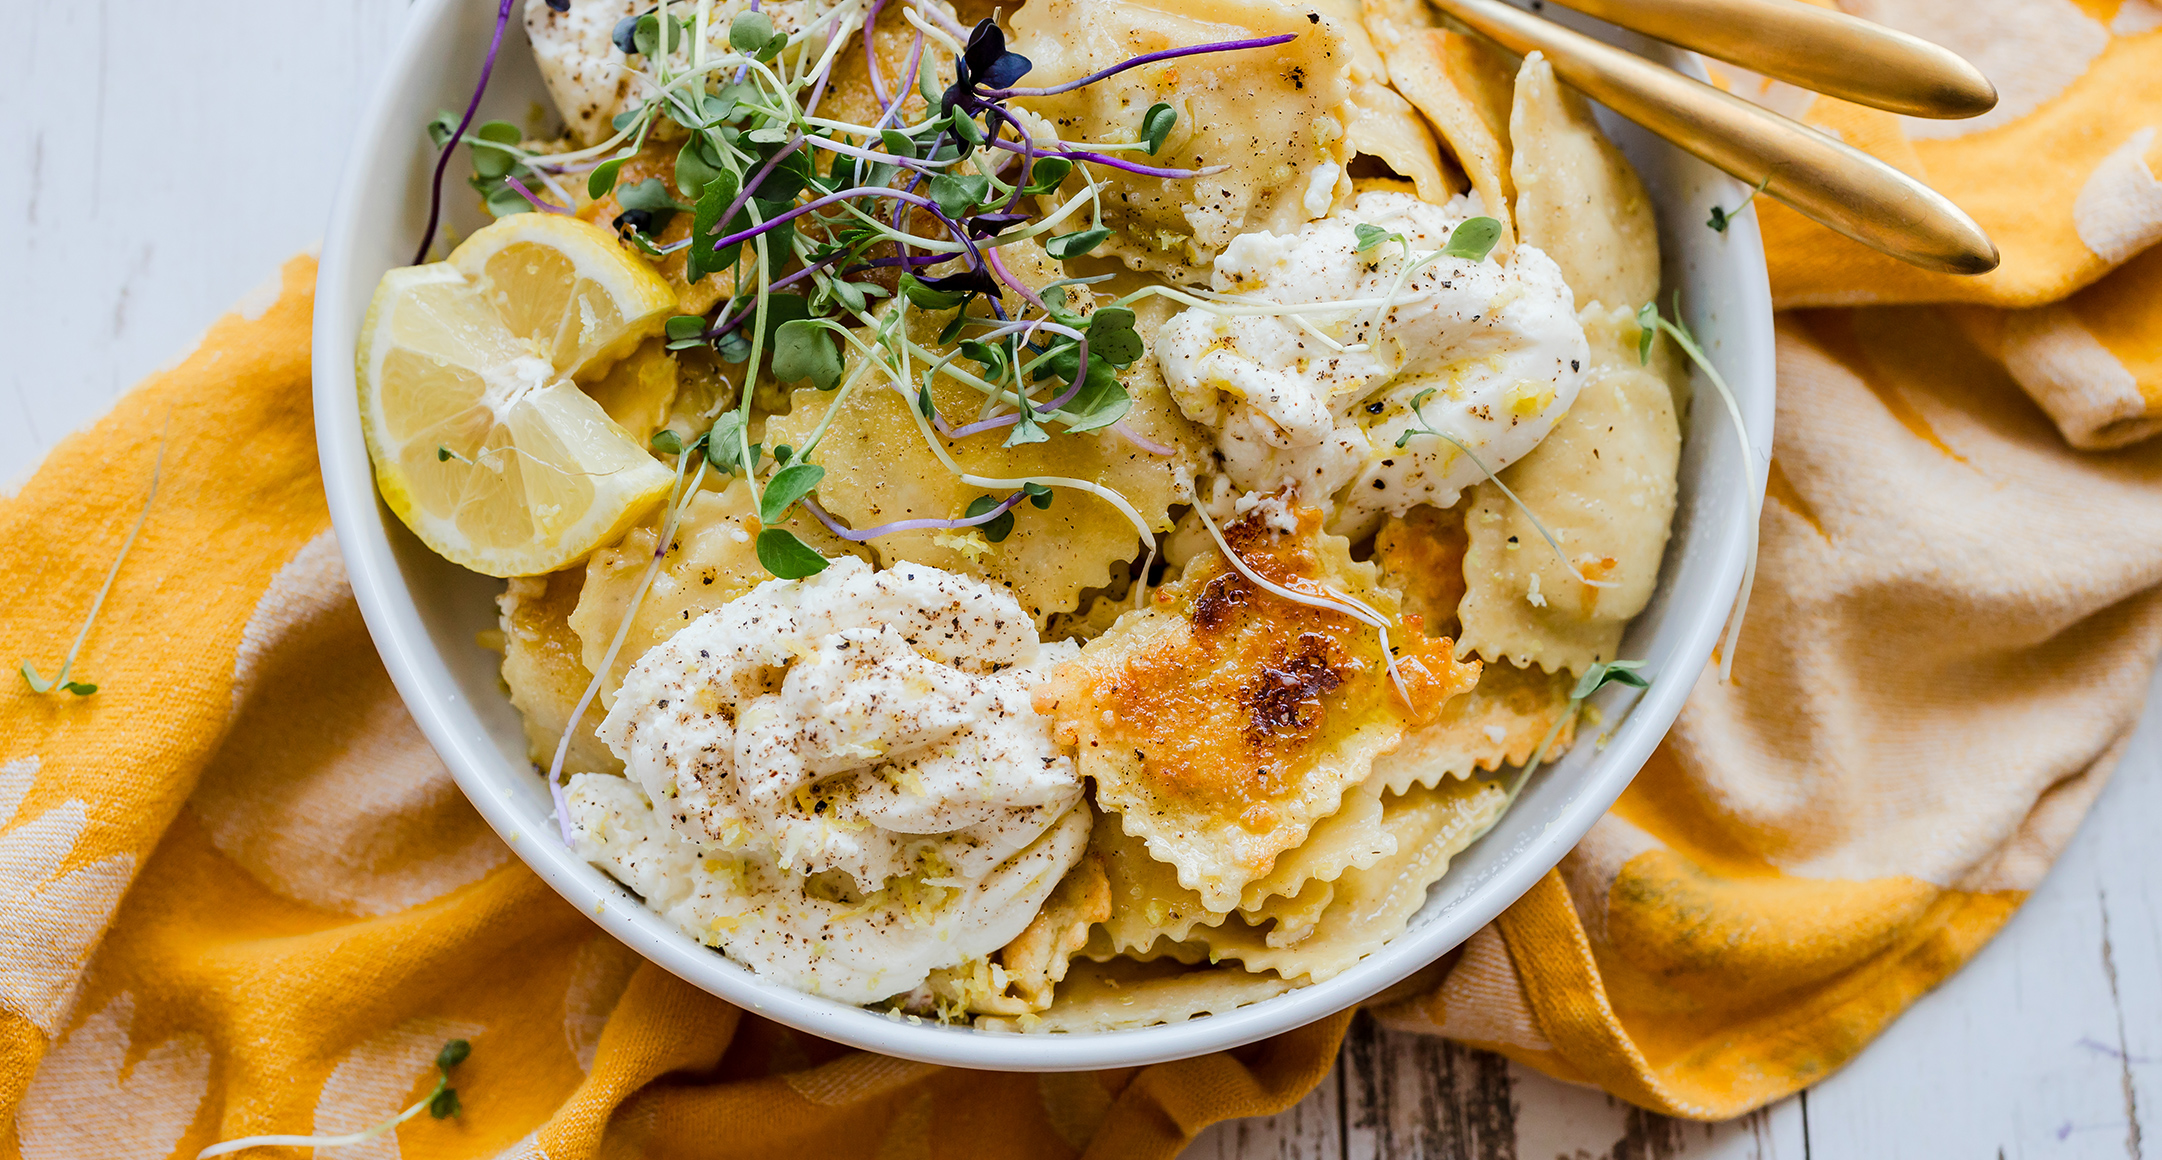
[315,0,1774,1071]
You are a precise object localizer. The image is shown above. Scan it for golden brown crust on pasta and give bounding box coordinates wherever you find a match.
[1034,502,1479,910]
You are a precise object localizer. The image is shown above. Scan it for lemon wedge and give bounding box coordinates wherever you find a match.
[358,214,680,577]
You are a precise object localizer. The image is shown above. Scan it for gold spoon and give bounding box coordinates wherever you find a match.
[1430,0,2002,274]
[1535,0,1997,119]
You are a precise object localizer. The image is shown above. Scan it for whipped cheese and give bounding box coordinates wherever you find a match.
[571,772,1089,1003]
[1154,190,1590,539]
[574,556,1086,1001]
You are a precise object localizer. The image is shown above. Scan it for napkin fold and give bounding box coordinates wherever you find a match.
[6,1,2162,1152]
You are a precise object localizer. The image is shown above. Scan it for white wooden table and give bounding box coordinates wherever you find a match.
[6,2,2156,1156]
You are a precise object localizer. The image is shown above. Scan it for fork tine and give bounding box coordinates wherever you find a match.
[1431,0,2000,274]
[1529,0,1996,119]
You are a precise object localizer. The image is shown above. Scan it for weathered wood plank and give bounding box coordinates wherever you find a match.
[1800,673,2162,1160]
[1342,1012,1521,1160]
[0,0,410,478]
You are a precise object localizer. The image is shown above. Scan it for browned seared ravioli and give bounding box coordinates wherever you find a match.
[1033,499,1479,911]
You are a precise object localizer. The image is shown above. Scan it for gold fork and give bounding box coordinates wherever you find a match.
[1429,0,2002,274]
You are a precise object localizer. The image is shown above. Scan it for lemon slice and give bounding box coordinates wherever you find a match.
[358,214,680,577]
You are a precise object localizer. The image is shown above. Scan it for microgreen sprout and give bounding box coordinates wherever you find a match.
[1352,223,1406,259]
[21,427,166,698]
[1392,388,1617,591]
[1441,216,1503,262]
[1473,658,1651,835]
[415,0,518,261]
[1708,174,1772,233]
[1637,295,1759,681]
[197,1039,471,1159]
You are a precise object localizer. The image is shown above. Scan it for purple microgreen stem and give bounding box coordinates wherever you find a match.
[415,0,517,263]
[984,137,1222,179]
[1110,419,1176,456]
[987,33,1296,98]
[802,491,1026,542]
[503,175,574,215]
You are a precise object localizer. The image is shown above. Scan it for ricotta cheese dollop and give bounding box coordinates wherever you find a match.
[1154,190,1591,539]
[567,556,1087,1003]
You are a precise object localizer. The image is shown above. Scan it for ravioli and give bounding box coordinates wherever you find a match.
[1007,0,1355,280]
[976,956,1300,1033]
[498,568,620,776]
[1033,500,1479,910]
[1371,504,1577,792]
[763,244,1207,624]
[1509,53,1662,311]
[1457,305,1683,673]
[1183,774,1508,980]
[1361,0,1519,253]
[569,480,867,710]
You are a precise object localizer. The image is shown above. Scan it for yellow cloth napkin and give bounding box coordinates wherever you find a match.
[7,6,2162,1153]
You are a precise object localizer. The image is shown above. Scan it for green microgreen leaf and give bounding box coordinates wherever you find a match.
[675,139,722,199]
[759,463,826,524]
[686,168,742,285]
[966,495,1016,542]
[1636,301,1658,365]
[62,681,96,695]
[650,429,686,455]
[1005,414,1050,447]
[19,662,54,694]
[588,157,626,200]
[773,444,793,464]
[929,173,992,218]
[881,128,917,159]
[618,177,690,214]
[437,1039,471,1070]
[1085,307,1143,367]
[1708,174,1772,233]
[1023,481,1055,509]
[429,1089,462,1120]
[758,293,812,351]
[772,318,843,390]
[757,528,830,578]
[468,120,523,180]
[1354,223,1408,258]
[1571,659,1650,700]
[633,13,690,57]
[1022,157,1072,196]
[960,338,1012,384]
[1442,216,1502,262]
[1046,228,1111,260]
[1140,102,1178,155]
[730,10,775,53]
[1051,357,1131,432]
[664,314,709,350]
[900,273,967,311]
[705,412,753,474]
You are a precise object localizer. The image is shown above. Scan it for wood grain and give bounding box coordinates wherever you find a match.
[5,3,2158,1157]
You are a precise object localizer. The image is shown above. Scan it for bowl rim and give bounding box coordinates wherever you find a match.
[314,0,1774,1072]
